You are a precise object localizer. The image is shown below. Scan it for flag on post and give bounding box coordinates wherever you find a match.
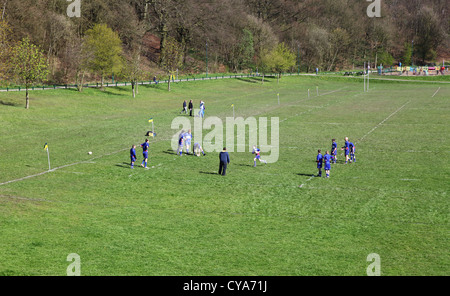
[148,118,153,123]
[231,104,234,108]
[44,142,51,171]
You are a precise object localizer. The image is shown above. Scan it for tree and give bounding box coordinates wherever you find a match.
[262,42,296,83]
[10,37,49,109]
[401,42,413,66]
[83,24,124,89]
[414,8,443,64]
[123,48,144,98]
[160,36,183,91]
[0,18,11,82]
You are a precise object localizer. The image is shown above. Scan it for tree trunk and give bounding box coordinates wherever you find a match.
[78,71,85,92]
[262,73,264,84]
[168,74,171,91]
[25,87,29,109]
[101,73,104,90]
[132,81,136,98]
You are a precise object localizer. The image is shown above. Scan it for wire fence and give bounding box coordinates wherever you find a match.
[0,73,306,92]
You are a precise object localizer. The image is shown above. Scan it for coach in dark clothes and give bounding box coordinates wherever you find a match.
[219,147,230,176]
[188,100,193,116]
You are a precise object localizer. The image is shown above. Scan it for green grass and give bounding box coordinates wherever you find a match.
[0,76,448,276]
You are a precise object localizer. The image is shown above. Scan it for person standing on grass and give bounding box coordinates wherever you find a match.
[331,139,338,164]
[177,130,185,156]
[185,129,192,155]
[130,145,137,169]
[316,149,323,177]
[349,141,356,163]
[219,147,230,176]
[188,100,193,117]
[181,100,187,114]
[324,151,332,178]
[140,139,150,169]
[341,137,350,164]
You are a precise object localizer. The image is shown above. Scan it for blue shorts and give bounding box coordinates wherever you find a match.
[186,141,191,146]
[325,163,331,170]
[143,152,148,159]
[317,163,323,169]
[345,150,349,156]
[131,156,136,162]
[255,155,261,160]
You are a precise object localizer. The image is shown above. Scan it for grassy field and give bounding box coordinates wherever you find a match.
[0,75,448,276]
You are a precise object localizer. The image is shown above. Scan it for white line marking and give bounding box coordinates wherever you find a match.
[358,101,411,142]
[299,175,315,188]
[431,87,441,98]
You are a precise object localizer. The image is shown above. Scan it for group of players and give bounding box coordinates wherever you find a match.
[129,134,269,169]
[129,128,355,175]
[177,129,206,157]
[316,137,356,178]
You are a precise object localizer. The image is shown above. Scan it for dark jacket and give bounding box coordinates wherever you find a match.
[188,101,193,109]
[219,151,230,163]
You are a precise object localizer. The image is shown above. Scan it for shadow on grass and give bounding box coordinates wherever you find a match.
[199,171,219,175]
[0,100,19,107]
[236,77,260,84]
[297,173,315,177]
[162,149,177,155]
[115,162,131,168]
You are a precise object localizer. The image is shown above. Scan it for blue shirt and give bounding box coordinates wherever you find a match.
[343,141,349,151]
[324,154,331,164]
[130,148,136,158]
[141,142,149,152]
[332,142,337,152]
[349,142,354,152]
[317,153,323,165]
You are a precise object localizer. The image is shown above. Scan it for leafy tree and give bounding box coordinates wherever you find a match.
[377,49,395,66]
[262,42,296,83]
[10,37,49,109]
[401,42,412,66]
[83,24,124,89]
[160,36,183,91]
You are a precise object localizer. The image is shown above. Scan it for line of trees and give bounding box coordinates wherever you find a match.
[0,0,448,105]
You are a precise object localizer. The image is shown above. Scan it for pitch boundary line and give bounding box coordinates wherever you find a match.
[432,87,441,98]
[358,100,411,143]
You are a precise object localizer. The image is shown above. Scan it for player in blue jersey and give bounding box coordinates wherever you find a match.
[130,145,137,169]
[331,139,337,164]
[341,137,350,164]
[177,130,185,156]
[184,129,192,155]
[316,149,323,177]
[194,142,206,157]
[252,145,268,167]
[140,139,150,169]
[349,141,356,163]
[324,151,332,178]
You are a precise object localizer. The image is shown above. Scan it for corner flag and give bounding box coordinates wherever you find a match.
[44,143,48,150]
[148,118,154,123]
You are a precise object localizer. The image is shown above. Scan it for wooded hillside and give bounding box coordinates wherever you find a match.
[1,0,448,84]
